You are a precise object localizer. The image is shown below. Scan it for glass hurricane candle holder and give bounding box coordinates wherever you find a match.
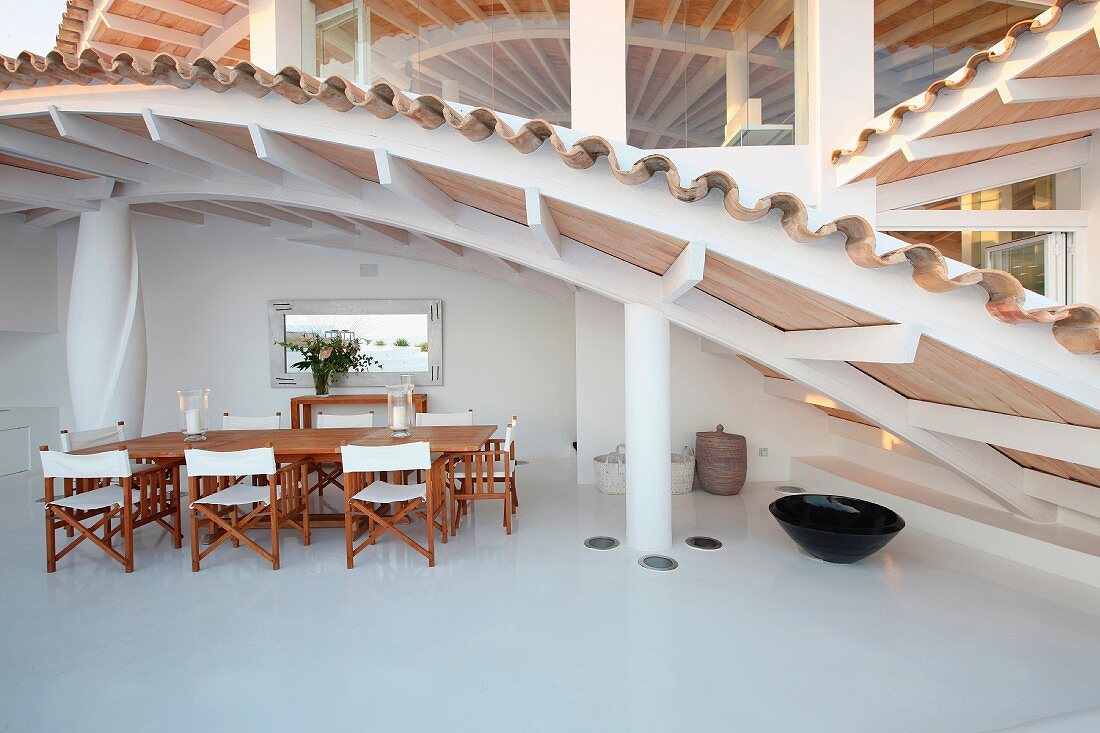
[387,384,414,438]
[178,388,211,442]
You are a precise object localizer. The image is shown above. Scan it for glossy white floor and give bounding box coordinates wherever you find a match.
[2,458,1100,733]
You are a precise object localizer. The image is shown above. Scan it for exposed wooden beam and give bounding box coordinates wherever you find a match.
[0,122,148,182]
[137,0,225,28]
[131,202,205,225]
[997,75,1100,104]
[500,0,521,20]
[369,0,420,36]
[49,107,211,178]
[877,0,981,49]
[143,110,282,184]
[524,187,562,259]
[662,0,684,33]
[174,200,271,226]
[420,234,464,257]
[374,149,455,220]
[188,6,249,62]
[661,240,706,303]
[784,324,923,364]
[908,401,1100,470]
[101,12,202,48]
[540,0,557,20]
[934,5,1036,49]
[700,0,735,39]
[452,0,486,24]
[249,124,364,198]
[902,111,1100,161]
[396,0,454,29]
[217,201,312,227]
[282,205,359,234]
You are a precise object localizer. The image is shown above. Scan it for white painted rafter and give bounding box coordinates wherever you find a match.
[524,187,562,259]
[784,324,923,364]
[997,75,1100,104]
[375,149,455,221]
[901,110,1100,161]
[876,137,1093,211]
[876,208,1089,231]
[0,164,100,212]
[138,0,226,27]
[101,13,203,48]
[0,122,148,182]
[661,240,706,303]
[187,6,250,62]
[49,107,211,179]
[249,125,364,198]
[908,401,1100,471]
[143,110,282,184]
[131,202,205,225]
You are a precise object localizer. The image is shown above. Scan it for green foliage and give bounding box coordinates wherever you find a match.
[394,338,410,347]
[374,339,386,346]
[275,332,378,380]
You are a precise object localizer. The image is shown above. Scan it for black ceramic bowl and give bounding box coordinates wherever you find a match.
[769,494,905,564]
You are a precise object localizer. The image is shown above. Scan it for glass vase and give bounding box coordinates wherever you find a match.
[313,368,331,397]
[387,384,414,438]
[178,388,210,442]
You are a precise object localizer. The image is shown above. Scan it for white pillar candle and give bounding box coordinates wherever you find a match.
[392,405,408,430]
[184,408,201,434]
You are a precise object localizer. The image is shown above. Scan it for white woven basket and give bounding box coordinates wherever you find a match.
[594,444,695,496]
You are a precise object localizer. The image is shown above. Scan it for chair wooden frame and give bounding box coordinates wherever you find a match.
[447,418,518,535]
[341,443,448,568]
[186,446,311,571]
[42,446,183,574]
[311,410,374,497]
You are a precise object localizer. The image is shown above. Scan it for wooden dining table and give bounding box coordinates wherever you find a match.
[74,425,499,528]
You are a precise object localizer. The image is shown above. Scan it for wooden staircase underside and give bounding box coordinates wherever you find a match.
[0,51,1098,518]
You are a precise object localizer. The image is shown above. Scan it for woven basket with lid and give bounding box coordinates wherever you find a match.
[695,425,747,495]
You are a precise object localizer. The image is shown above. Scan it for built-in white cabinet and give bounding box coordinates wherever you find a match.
[0,407,59,475]
[0,426,29,476]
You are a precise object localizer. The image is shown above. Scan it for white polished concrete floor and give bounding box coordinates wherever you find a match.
[2,457,1100,732]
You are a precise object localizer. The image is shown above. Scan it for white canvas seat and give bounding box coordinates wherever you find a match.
[60,421,176,482]
[40,447,182,573]
[191,482,284,506]
[351,480,427,504]
[48,485,138,511]
[222,412,281,430]
[184,446,310,571]
[339,442,446,568]
[415,410,474,426]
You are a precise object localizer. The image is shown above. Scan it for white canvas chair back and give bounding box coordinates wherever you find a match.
[503,416,518,451]
[60,423,126,452]
[341,442,431,473]
[185,447,277,477]
[223,413,281,430]
[41,448,132,479]
[415,410,473,427]
[316,411,375,428]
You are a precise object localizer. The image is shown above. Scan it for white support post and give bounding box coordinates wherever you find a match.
[808,0,875,216]
[249,0,307,71]
[624,303,672,552]
[570,0,627,141]
[67,200,147,434]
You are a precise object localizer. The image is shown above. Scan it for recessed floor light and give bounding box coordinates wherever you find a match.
[776,485,806,494]
[584,536,619,550]
[685,536,722,550]
[639,555,678,571]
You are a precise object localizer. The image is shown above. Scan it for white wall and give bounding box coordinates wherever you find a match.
[574,289,833,484]
[0,215,56,333]
[133,217,577,458]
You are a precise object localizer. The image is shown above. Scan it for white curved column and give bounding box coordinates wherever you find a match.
[624,303,672,551]
[67,200,147,434]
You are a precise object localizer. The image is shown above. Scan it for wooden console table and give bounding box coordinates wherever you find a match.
[290,393,429,428]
